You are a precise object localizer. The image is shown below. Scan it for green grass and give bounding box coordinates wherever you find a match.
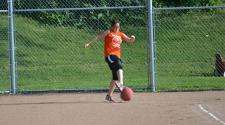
[0,14,10,91]
[9,15,148,91]
[158,76,225,91]
[156,10,225,91]
[0,10,225,92]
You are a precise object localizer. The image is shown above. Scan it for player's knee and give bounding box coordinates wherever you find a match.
[113,62,123,72]
[112,66,122,73]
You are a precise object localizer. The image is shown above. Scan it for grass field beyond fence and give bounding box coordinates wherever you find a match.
[0,8,225,92]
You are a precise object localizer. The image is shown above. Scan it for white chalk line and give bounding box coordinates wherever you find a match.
[198,104,225,125]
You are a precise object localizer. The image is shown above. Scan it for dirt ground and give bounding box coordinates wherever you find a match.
[0,91,225,125]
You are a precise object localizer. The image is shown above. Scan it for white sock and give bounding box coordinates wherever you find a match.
[115,81,124,91]
[116,69,124,91]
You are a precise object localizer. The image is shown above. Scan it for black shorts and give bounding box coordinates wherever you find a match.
[105,55,123,80]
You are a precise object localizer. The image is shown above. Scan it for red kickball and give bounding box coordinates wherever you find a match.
[120,87,134,101]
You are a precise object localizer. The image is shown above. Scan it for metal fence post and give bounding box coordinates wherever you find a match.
[147,0,156,92]
[8,0,17,94]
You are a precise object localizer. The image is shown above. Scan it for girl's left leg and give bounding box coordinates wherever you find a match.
[105,80,117,102]
[107,80,117,96]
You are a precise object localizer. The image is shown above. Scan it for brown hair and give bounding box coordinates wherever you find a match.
[111,19,120,27]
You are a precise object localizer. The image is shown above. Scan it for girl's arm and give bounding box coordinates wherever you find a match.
[122,34,135,43]
[84,30,110,48]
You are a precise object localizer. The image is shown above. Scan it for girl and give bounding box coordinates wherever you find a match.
[85,20,135,102]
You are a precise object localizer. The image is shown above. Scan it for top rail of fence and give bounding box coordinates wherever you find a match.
[15,6,145,12]
[155,5,225,10]
[1,5,225,13]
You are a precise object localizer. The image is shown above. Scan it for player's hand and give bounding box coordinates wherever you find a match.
[84,43,90,48]
[130,35,135,42]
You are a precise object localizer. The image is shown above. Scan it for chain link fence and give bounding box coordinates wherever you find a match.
[1,0,225,93]
[0,0,7,10]
[155,7,225,91]
[13,1,148,91]
[0,4,10,92]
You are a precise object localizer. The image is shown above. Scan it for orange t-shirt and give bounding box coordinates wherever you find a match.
[104,31,125,58]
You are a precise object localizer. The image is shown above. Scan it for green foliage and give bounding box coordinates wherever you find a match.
[14,0,146,29]
[0,0,7,10]
[10,0,225,30]
[2,0,225,10]
[154,0,225,7]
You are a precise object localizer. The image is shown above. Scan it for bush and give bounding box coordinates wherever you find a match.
[13,0,225,29]
[14,0,146,29]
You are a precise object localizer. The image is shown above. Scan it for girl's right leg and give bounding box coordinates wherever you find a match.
[116,69,124,91]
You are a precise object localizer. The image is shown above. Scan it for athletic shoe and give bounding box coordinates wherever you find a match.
[105,95,115,103]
